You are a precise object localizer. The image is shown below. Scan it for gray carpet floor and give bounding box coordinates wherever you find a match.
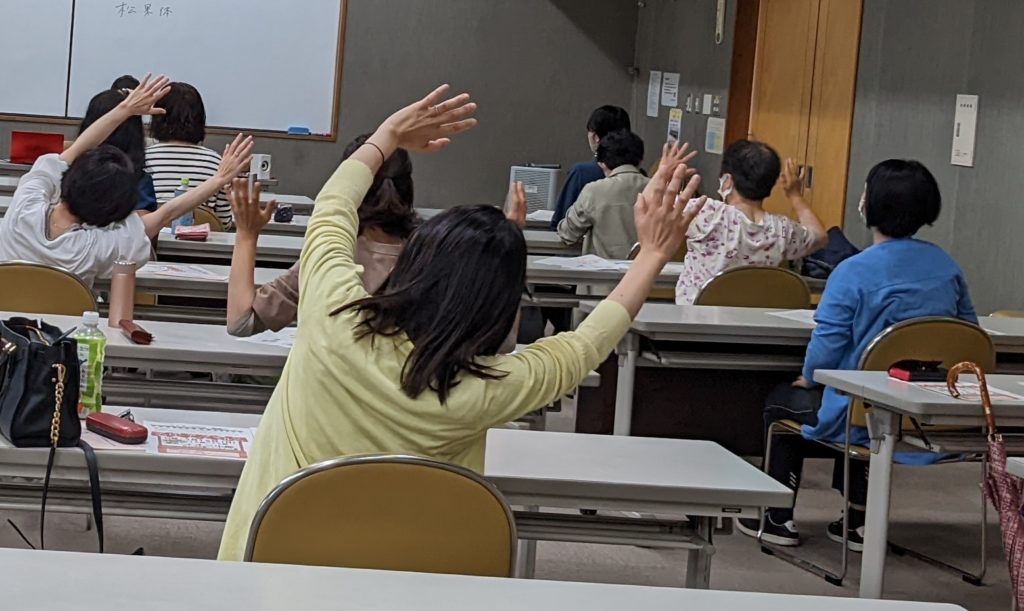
[0,399,1010,610]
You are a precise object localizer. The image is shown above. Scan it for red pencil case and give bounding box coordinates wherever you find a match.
[86,413,149,445]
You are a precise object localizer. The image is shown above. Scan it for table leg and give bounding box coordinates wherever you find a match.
[516,505,539,579]
[859,409,899,599]
[613,333,639,436]
[684,516,714,589]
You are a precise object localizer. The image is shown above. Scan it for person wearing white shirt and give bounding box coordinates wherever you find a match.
[0,75,253,288]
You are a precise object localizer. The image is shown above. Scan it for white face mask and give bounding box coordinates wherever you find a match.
[588,133,599,154]
[718,175,733,200]
[858,191,867,223]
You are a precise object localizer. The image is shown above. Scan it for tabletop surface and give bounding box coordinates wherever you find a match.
[579,302,1024,348]
[0,549,964,611]
[259,191,313,207]
[485,429,791,508]
[814,370,1024,418]
[1008,457,1024,478]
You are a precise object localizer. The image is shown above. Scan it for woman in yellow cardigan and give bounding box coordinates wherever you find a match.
[218,85,706,561]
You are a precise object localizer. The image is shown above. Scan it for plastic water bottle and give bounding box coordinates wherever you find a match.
[72,311,106,418]
[170,177,193,230]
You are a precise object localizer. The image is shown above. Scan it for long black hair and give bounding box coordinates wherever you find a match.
[79,89,146,181]
[342,134,417,239]
[335,205,527,403]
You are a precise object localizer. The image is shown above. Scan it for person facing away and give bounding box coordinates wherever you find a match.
[675,140,828,304]
[0,75,253,288]
[216,85,708,561]
[145,82,235,230]
[736,159,977,550]
[226,133,419,337]
[556,129,648,260]
[550,105,631,228]
[79,89,158,212]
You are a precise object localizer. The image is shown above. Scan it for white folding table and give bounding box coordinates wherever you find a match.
[0,548,965,611]
[0,417,790,589]
[813,370,1024,599]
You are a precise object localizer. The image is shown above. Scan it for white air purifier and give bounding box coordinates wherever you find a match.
[509,166,560,213]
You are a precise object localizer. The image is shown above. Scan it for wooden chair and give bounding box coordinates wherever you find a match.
[0,261,96,316]
[244,454,517,577]
[761,317,995,586]
[695,266,811,309]
[192,206,224,232]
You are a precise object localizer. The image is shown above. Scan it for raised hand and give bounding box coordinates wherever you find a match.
[215,134,255,183]
[504,181,527,228]
[781,158,806,200]
[634,161,705,262]
[660,141,698,172]
[380,84,478,153]
[118,73,171,116]
[228,177,276,239]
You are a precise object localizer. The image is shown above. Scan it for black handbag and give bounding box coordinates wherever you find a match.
[0,317,104,552]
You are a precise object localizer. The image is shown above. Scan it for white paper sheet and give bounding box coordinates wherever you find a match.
[705,117,726,154]
[915,382,1024,403]
[144,422,255,459]
[766,309,817,325]
[238,327,297,349]
[526,209,555,223]
[140,263,228,281]
[661,72,680,107]
[646,71,662,118]
[534,255,631,272]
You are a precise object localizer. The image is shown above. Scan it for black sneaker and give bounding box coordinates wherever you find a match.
[826,518,864,552]
[736,516,800,547]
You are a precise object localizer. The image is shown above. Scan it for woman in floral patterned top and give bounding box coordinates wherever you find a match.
[675,140,827,304]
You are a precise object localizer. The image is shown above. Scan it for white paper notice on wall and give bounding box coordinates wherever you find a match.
[661,72,680,107]
[647,71,662,118]
[951,94,979,167]
[667,108,683,143]
[705,117,726,155]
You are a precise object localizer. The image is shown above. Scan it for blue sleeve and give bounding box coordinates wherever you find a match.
[551,165,589,228]
[135,173,157,212]
[955,273,978,324]
[803,265,857,383]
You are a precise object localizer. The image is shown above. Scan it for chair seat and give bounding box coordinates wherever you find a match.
[775,420,871,459]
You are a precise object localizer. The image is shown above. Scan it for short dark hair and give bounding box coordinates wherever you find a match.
[110,75,140,91]
[61,145,139,226]
[342,134,417,239]
[586,105,631,139]
[720,140,781,201]
[149,82,207,143]
[596,130,644,171]
[863,159,941,238]
[80,89,146,179]
[336,205,527,403]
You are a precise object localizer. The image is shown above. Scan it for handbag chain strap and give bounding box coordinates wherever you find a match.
[50,364,66,448]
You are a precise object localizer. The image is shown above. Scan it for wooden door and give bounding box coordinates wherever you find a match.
[746,0,863,229]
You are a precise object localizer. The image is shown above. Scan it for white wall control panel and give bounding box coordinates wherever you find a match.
[951,94,979,167]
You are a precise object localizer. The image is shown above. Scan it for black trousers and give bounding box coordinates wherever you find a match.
[763,384,869,523]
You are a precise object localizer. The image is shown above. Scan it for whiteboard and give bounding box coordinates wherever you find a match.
[0,0,75,117]
[1,0,344,136]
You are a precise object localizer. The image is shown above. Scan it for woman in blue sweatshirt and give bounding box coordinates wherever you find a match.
[736,159,977,550]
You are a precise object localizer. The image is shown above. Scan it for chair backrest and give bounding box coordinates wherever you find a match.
[850,317,997,427]
[694,266,811,309]
[192,206,224,232]
[0,261,96,316]
[244,454,517,577]
[991,310,1024,319]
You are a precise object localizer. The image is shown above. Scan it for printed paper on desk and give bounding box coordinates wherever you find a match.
[140,264,228,281]
[144,422,254,459]
[526,209,555,223]
[534,255,631,272]
[916,382,1024,403]
[766,309,817,325]
[238,327,297,349]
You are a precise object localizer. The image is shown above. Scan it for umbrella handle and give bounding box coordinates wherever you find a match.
[947,361,997,436]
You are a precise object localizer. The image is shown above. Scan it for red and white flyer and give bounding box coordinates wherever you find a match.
[144,422,254,459]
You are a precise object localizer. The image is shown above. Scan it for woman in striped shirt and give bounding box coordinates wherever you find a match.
[145,82,235,229]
